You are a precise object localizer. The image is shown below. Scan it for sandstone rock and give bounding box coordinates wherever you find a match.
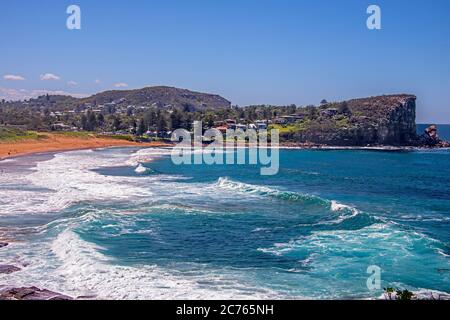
[0,265,21,274]
[0,286,72,300]
[289,94,419,146]
[420,124,450,147]
[425,125,438,139]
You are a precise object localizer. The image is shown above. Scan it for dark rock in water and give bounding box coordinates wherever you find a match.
[0,265,21,274]
[419,124,450,147]
[0,242,8,248]
[0,286,73,300]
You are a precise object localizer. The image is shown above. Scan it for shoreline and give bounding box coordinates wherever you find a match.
[2,136,449,162]
[0,133,173,160]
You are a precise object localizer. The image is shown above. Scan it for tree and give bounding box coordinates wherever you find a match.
[156,113,167,133]
[170,110,182,130]
[338,102,351,115]
[86,111,97,131]
[305,105,318,119]
[97,113,104,126]
[396,289,414,300]
[320,99,328,105]
[183,113,193,131]
[80,114,88,130]
[112,116,121,131]
[144,109,156,129]
[137,118,146,136]
[203,112,215,129]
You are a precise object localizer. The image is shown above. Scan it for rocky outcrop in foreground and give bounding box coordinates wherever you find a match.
[381,290,450,300]
[0,265,21,274]
[0,287,72,300]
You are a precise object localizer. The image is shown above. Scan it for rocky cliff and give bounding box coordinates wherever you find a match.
[348,94,417,145]
[288,94,419,146]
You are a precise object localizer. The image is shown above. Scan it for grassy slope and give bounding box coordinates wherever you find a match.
[0,128,45,142]
[0,128,137,143]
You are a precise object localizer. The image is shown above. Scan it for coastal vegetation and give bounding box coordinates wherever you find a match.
[0,86,447,147]
[383,287,415,300]
[0,127,43,142]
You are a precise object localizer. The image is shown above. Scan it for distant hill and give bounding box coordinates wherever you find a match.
[80,86,231,110]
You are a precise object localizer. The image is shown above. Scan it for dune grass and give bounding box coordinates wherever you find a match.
[1,127,137,143]
[53,131,96,139]
[0,127,45,142]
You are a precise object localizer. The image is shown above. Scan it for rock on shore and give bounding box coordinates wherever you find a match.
[0,265,21,274]
[0,286,72,300]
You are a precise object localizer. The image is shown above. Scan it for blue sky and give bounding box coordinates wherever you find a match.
[1,0,450,123]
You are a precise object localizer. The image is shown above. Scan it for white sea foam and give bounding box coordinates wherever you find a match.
[134,164,148,174]
[0,149,157,216]
[0,229,283,300]
[215,177,321,203]
[319,200,360,225]
[0,158,15,164]
[258,222,449,277]
[216,177,361,224]
[126,148,172,166]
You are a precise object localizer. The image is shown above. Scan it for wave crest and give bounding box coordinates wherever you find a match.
[215,177,360,222]
[216,177,327,204]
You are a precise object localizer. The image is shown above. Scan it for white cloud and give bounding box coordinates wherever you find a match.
[0,87,88,101]
[3,74,26,81]
[114,82,128,88]
[40,73,60,81]
[67,80,78,86]
[94,79,101,84]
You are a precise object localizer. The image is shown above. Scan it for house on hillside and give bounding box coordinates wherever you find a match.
[320,108,338,117]
[255,121,268,130]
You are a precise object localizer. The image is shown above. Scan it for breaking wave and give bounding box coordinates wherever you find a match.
[45,229,284,299]
[216,177,328,204]
[215,177,361,224]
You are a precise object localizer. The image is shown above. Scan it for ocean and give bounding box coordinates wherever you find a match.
[0,146,449,299]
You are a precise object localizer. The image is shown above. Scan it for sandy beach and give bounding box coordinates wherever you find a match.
[0,133,172,160]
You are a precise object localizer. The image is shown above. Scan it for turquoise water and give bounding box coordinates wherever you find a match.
[0,147,449,299]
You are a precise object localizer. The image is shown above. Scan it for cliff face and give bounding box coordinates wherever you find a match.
[354,95,417,145]
[290,95,418,146]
